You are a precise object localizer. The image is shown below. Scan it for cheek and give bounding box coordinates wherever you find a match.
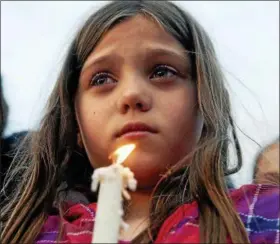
[75,96,110,167]
[77,99,102,135]
[160,85,200,154]
[164,86,198,130]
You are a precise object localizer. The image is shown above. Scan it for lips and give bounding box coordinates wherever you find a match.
[116,122,157,138]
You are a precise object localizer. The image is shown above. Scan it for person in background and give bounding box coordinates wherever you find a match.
[0,75,8,137]
[0,75,28,198]
[253,137,279,185]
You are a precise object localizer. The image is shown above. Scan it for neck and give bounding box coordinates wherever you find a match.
[120,189,152,241]
[124,189,151,220]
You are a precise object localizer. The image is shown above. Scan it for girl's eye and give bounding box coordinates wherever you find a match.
[150,65,178,80]
[90,72,116,87]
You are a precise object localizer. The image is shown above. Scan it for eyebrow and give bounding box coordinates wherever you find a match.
[81,46,190,74]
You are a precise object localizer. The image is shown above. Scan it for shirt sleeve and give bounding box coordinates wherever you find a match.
[155,184,279,244]
[155,201,200,243]
[232,184,279,244]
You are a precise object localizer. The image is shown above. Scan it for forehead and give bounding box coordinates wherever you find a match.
[82,15,188,69]
[258,142,279,163]
[264,142,279,154]
[81,15,190,74]
[97,15,184,50]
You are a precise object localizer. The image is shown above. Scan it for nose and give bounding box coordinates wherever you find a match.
[117,79,152,114]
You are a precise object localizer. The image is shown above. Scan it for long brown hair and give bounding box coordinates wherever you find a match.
[1,1,250,243]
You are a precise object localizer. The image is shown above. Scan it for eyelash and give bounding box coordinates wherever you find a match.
[150,64,178,80]
[90,72,116,87]
[89,65,178,87]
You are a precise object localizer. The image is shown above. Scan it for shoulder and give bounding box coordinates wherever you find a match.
[1,130,28,157]
[155,184,279,243]
[35,202,97,243]
[231,184,279,244]
[155,200,200,243]
[2,131,28,148]
[1,131,29,184]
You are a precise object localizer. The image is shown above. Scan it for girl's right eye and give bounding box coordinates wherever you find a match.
[90,72,117,87]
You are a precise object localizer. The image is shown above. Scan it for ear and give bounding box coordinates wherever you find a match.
[77,132,84,148]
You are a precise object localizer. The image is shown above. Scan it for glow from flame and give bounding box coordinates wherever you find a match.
[112,144,136,165]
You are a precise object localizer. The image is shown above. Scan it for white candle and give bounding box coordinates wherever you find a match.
[91,144,136,243]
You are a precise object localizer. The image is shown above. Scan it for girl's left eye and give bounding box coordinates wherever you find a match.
[150,65,178,80]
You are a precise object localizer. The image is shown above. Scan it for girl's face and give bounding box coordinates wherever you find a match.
[75,15,203,189]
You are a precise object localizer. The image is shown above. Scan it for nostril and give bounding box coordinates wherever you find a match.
[136,103,142,109]
[124,104,129,111]
[121,101,149,113]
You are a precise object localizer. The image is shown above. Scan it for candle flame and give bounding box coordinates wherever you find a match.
[112,144,136,165]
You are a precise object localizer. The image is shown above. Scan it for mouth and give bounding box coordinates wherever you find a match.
[116,122,158,139]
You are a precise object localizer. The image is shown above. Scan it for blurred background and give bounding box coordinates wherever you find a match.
[1,1,279,186]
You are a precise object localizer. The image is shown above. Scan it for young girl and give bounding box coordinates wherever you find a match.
[1,1,279,243]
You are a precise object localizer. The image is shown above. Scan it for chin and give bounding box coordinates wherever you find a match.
[123,152,167,190]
